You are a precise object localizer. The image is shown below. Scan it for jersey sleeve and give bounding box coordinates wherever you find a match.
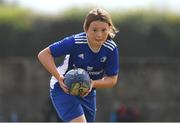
[105,47,119,76]
[49,36,75,57]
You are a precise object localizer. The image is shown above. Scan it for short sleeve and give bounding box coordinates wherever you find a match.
[105,47,119,76]
[49,36,75,57]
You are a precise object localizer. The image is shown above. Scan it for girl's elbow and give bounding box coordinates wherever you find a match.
[37,50,46,62]
[37,48,48,60]
[112,80,118,87]
[111,76,119,87]
[37,51,43,61]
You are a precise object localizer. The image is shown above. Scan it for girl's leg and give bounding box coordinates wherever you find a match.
[70,114,86,122]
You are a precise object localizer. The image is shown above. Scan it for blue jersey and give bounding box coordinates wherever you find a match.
[49,32,119,122]
[49,32,119,89]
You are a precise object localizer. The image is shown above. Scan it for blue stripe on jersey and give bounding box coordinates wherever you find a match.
[74,34,88,44]
[75,42,88,44]
[103,44,114,51]
[74,32,87,38]
[74,35,87,39]
[107,39,117,47]
[103,40,116,51]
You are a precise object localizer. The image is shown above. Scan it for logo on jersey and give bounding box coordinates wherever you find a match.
[78,53,84,59]
[87,66,93,71]
[100,57,107,62]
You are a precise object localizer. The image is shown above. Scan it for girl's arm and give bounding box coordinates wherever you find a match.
[38,47,68,93]
[92,75,118,88]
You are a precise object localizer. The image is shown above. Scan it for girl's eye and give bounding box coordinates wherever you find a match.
[93,29,97,32]
[102,29,107,32]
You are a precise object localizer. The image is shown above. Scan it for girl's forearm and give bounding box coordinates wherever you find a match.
[92,75,118,88]
[38,47,62,81]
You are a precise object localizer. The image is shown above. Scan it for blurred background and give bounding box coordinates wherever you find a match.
[0,0,180,122]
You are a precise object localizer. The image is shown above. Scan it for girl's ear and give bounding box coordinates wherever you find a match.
[84,27,88,33]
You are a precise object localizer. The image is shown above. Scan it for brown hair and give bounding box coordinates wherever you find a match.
[83,8,118,38]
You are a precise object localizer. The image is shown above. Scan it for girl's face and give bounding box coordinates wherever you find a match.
[86,21,110,47]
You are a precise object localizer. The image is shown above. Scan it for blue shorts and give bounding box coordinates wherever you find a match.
[50,83,96,122]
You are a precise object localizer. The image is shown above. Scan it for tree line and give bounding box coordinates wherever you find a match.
[0,5,180,58]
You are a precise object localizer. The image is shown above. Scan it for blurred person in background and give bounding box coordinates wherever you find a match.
[38,8,119,122]
[109,103,141,122]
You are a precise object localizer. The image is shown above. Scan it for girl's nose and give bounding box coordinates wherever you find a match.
[96,31,102,38]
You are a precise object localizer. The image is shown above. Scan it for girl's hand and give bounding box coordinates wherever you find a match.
[80,80,94,97]
[58,75,69,94]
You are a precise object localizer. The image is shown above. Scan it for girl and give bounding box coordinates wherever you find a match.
[38,8,119,122]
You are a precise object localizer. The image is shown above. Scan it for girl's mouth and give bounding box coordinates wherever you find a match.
[95,39,103,42]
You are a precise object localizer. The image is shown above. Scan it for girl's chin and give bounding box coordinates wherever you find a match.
[94,42,103,46]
